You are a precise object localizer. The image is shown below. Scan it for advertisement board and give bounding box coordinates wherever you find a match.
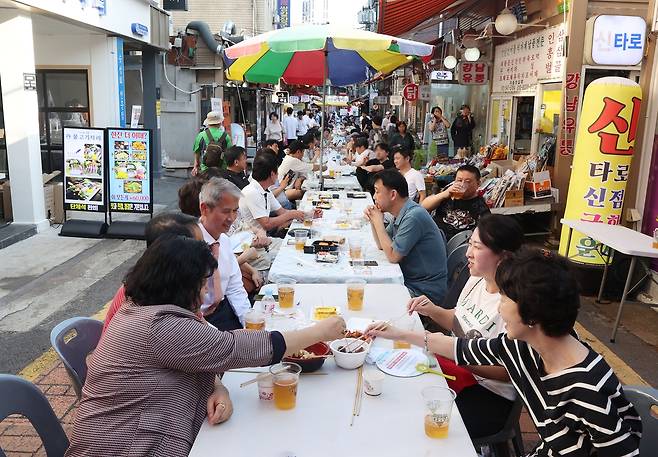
[107,128,153,213]
[559,77,642,264]
[63,127,106,212]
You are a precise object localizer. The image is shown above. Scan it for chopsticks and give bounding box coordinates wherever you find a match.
[344,311,411,353]
[350,365,364,426]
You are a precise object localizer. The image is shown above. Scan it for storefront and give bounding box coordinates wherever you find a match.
[0,0,169,228]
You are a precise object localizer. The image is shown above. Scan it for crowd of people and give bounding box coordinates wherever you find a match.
[63,106,643,457]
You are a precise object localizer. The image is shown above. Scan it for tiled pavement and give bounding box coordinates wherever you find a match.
[0,356,542,456]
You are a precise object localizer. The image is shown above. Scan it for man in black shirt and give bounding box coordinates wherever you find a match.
[450,104,476,157]
[356,142,395,193]
[218,146,250,190]
[422,164,490,241]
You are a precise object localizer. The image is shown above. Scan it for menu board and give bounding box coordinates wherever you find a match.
[107,128,153,213]
[492,24,565,93]
[63,127,106,212]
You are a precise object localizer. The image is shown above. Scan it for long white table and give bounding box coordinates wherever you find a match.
[189,284,477,457]
[268,191,405,284]
[561,219,658,342]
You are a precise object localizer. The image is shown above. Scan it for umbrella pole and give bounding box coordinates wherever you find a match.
[320,52,328,191]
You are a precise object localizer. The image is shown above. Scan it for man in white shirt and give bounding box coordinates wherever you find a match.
[198,177,252,330]
[240,152,304,234]
[303,109,316,131]
[393,147,426,203]
[277,140,322,202]
[350,137,376,166]
[282,107,298,145]
[296,110,308,139]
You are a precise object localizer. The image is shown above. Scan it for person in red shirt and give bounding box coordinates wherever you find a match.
[102,212,203,334]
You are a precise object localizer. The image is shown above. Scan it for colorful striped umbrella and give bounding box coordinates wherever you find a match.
[223,25,434,86]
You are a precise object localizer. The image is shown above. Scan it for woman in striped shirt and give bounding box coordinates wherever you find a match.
[368,247,641,457]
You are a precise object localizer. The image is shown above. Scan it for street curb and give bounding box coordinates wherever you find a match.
[18,302,110,382]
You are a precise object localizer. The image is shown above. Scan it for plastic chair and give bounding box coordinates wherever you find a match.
[446,229,473,258]
[623,385,658,456]
[0,375,69,457]
[50,317,103,398]
[447,244,469,288]
[472,396,525,457]
[441,265,471,310]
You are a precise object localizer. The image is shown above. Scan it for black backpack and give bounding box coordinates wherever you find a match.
[201,127,229,169]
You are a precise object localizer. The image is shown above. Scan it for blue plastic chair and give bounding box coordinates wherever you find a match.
[623,386,658,457]
[50,317,103,398]
[0,375,69,457]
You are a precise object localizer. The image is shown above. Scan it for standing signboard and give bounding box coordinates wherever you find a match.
[107,128,153,214]
[63,127,106,213]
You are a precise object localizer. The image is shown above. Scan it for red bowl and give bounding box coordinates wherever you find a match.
[283,342,330,373]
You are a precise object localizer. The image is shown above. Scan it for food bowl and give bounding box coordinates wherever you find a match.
[283,342,330,373]
[330,338,370,370]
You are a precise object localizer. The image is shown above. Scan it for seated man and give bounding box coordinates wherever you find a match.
[240,152,304,235]
[356,142,394,193]
[365,169,447,305]
[393,146,426,203]
[278,140,322,202]
[264,138,284,165]
[422,164,490,242]
[348,136,375,166]
[217,146,250,189]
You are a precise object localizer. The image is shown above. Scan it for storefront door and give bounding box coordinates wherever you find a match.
[487,95,512,146]
[511,96,535,156]
[36,69,91,173]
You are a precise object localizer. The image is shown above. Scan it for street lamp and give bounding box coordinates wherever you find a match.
[444,55,457,69]
[495,7,518,36]
[464,48,481,62]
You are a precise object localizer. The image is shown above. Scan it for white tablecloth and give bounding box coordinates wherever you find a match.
[189,284,477,457]
[303,171,362,191]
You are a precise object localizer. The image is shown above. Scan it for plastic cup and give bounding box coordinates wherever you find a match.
[363,369,385,396]
[270,362,302,410]
[277,278,296,309]
[245,309,265,330]
[348,236,363,260]
[257,373,273,401]
[422,386,456,438]
[449,183,465,200]
[346,279,366,311]
[303,210,314,227]
[294,231,307,251]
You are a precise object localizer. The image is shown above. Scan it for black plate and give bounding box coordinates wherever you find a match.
[312,240,338,252]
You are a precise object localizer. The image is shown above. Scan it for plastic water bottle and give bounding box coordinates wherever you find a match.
[261,292,276,315]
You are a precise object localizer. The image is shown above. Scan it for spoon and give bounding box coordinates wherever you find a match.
[416,363,456,381]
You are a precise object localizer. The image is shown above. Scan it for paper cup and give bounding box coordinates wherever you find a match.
[363,369,385,396]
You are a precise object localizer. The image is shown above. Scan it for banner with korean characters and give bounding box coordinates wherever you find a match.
[559,77,642,265]
[108,128,153,214]
[63,127,106,212]
[492,24,565,93]
[457,62,488,85]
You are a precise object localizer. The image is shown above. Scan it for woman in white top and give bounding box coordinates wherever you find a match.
[392,147,426,203]
[406,214,524,440]
[264,112,284,147]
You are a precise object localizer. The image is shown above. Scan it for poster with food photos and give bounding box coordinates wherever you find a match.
[107,128,153,213]
[63,127,106,212]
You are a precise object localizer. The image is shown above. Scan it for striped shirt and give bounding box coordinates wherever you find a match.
[454,334,641,457]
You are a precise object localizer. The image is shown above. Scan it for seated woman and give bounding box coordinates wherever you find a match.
[408,214,523,441]
[65,236,345,457]
[368,247,642,457]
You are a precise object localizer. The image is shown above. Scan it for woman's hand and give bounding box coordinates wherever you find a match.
[408,295,436,317]
[365,322,406,341]
[315,316,346,341]
[251,270,264,288]
[207,383,233,425]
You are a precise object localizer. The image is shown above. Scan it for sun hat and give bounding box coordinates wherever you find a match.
[203,110,224,126]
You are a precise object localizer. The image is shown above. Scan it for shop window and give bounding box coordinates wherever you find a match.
[36,70,90,173]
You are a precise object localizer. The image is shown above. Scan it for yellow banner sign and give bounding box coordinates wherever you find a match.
[559,77,642,264]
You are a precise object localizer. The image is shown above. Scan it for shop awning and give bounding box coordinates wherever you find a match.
[378,0,458,37]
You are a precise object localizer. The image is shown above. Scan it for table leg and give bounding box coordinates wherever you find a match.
[596,247,613,303]
[610,256,637,343]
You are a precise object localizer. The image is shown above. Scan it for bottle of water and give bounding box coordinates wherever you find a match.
[261,292,276,315]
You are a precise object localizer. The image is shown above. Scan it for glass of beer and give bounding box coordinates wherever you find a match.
[348,235,363,260]
[245,309,265,330]
[270,362,302,410]
[346,279,366,311]
[422,386,456,438]
[394,315,414,349]
[294,231,307,251]
[303,210,314,227]
[277,278,296,309]
[449,182,465,200]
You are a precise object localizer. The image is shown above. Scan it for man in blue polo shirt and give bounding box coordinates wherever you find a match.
[364,169,447,305]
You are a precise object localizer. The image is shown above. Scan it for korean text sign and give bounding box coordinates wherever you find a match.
[63,127,106,212]
[107,128,153,213]
[559,77,642,264]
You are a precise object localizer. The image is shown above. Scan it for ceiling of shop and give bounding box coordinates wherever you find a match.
[32,14,104,36]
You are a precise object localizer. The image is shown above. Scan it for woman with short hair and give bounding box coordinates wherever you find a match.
[66,236,345,457]
[369,247,642,457]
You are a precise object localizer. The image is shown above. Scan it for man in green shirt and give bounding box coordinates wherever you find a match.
[192,110,233,176]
